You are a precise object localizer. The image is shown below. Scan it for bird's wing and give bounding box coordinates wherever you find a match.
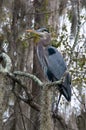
[45,46,67,80]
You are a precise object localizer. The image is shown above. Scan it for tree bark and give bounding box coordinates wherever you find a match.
[0,74,7,130]
[30,1,53,130]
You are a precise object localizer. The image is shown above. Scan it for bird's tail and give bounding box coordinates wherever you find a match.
[58,72,71,102]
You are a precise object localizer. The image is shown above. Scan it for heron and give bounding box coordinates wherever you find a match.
[27,28,71,110]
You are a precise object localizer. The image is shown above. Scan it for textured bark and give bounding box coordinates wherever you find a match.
[30,44,46,130]
[40,87,53,130]
[33,0,49,28]
[77,111,86,130]
[13,42,33,130]
[2,0,33,130]
[30,1,54,130]
[0,74,8,130]
[48,0,60,32]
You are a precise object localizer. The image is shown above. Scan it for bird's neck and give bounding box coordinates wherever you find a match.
[41,35,51,46]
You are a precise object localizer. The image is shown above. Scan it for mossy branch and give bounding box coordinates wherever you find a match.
[13,71,62,88]
[0,52,63,111]
[14,71,43,87]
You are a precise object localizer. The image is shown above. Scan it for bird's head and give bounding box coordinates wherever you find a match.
[26,28,50,45]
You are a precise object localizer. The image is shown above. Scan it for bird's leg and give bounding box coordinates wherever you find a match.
[55,93,62,113]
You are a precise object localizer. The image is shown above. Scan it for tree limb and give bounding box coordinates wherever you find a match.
[7,71,64,112]
[13,71,63,88]
[7,72,40,111]
[14,71,43,87]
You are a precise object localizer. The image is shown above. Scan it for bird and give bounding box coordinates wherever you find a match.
[27,27,71,110]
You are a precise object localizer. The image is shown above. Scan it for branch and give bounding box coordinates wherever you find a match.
[14,71,43,87]
[14,91,40,111]
[13,71,63,88]
[7,72,63,112]
[7,72,40,111]
[16,108,37,129]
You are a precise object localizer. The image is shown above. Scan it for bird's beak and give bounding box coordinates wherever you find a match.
[26,29,43,43]
[26,29,43,37]
[26,29,40,35]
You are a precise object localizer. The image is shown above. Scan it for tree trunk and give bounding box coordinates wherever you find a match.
[0,74,8,130]
[40,87,53,130]
[30,1,54,130]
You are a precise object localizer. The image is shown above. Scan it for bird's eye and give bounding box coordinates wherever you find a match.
[41,29,49,33]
